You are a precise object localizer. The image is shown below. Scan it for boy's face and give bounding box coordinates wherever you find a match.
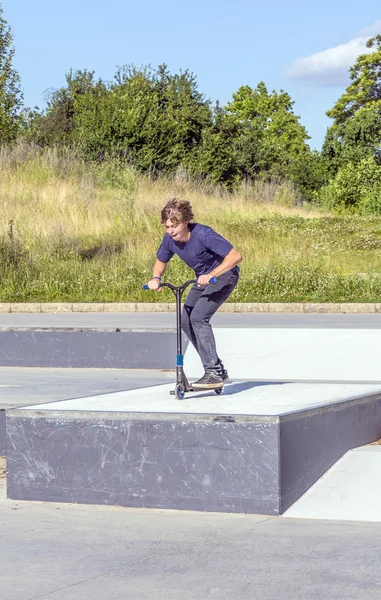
[164,218,189,243]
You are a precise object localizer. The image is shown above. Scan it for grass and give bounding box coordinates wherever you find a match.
[1,142,381,303]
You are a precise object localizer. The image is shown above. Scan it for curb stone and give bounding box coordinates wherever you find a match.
[0,302,381,313]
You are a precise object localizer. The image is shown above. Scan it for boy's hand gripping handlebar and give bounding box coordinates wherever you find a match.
[142,277,217,291]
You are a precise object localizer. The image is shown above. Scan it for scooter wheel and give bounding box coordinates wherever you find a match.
[215,387,223,395]
[175,384,185,400]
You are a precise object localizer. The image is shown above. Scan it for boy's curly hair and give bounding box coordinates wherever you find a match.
[161,198,194,224]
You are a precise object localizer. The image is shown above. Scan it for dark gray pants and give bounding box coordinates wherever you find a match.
[181,269,239,372]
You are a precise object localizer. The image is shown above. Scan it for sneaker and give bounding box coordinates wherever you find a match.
[192,371,224,389]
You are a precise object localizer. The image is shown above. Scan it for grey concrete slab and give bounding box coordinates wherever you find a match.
[1,312,381,328]
[0,330,181,368]
[1,468,381,600]
[7,386,381,515]
[0,367,175,456]
[6,414,280,514]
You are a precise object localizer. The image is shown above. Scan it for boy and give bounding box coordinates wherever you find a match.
[148,198,242,389]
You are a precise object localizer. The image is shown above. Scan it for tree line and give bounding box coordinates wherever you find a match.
[1,3,381,211]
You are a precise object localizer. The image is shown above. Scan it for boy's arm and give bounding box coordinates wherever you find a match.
[148,259,167,290]
[198,248,242,286]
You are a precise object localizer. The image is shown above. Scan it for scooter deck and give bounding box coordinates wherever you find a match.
[170,384,224,395]
[191,384,225,390]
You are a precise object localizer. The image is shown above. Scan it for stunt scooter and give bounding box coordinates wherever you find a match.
[143,278,223,400]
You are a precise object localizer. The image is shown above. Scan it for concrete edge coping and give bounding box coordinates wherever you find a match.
[7,408,278,424]
[1,302,381,314]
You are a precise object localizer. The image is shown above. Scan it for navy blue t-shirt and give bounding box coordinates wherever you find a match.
[156,223,234,276]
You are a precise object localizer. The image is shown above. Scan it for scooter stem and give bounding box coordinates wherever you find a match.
[176,289,183,365]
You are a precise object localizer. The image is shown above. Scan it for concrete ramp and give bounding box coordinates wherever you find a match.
[283,445,381,522]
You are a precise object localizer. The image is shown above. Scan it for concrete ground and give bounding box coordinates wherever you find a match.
[2,313,381,598]
[1,458,381,600]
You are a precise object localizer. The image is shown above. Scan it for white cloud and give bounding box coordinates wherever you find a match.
[358,21,381,37]
[285,22,381,87]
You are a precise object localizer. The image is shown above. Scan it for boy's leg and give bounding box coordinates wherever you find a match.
[181,285,204,352]
[189,270,238,387]
[182,288,227,380]
[182,271,237,356]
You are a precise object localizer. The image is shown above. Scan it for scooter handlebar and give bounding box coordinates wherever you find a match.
[143,277,217,290]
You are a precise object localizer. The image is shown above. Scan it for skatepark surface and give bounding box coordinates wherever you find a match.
[18,380,381,416]
[1,462,381,600]
[2,313,381,598]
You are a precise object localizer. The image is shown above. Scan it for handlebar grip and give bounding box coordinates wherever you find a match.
[142,283,163,290]
[195,277,217,285]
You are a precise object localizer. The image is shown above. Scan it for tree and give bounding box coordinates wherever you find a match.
[72,64,212,172]
[0,3,23,142]
[327,35,381,123]
[226,82,311,179]
[290,150,329,200]
[188,103,241,186]
[27,69,102,145]
[322,35,381,173]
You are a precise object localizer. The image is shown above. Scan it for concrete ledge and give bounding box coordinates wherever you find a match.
[1,302,381,313]
[6,389,381,514]
[6,412,280,514]
[0,330,180,369]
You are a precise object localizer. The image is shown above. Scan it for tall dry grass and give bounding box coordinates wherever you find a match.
[0,143,324,263]
[1,142,381,303]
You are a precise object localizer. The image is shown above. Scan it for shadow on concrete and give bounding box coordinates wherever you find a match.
[223,380,285,395]
[185,380,285,400]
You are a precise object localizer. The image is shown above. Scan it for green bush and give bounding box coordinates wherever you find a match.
[290,151,328,201]
[317,157,381,213]
[359,186,381,215]
[94,160,138,192]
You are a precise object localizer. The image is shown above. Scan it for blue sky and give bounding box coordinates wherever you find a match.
[3,0,381,149]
